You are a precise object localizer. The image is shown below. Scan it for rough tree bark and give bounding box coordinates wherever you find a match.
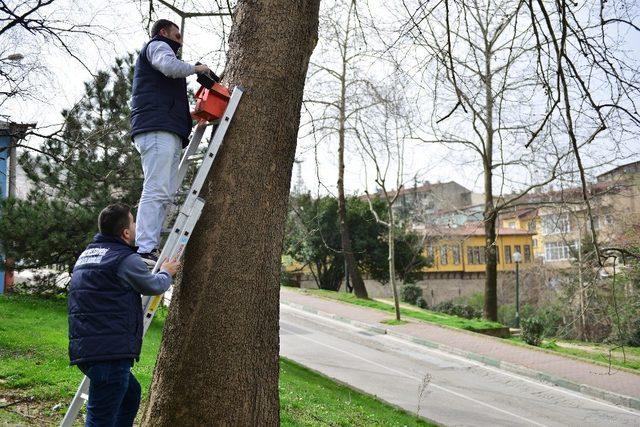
[141,1,321,425]
[335,1,368,299]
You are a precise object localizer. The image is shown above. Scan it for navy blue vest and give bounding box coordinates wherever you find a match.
[68,234,142,365]
[130,35,192,146]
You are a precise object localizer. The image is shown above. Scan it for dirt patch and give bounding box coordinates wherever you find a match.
[0,394,65,426]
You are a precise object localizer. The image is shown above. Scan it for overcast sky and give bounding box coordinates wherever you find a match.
[4,0,639,197]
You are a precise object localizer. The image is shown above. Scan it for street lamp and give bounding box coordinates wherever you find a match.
[513,250,522,328]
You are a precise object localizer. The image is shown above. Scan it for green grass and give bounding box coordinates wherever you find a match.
[0,294,433,426]
[507,337,640,372]
[301,289,503,331]
[381,319,409,326]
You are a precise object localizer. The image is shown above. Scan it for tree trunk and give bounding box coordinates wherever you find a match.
[337,78,368,298]
[483,208,498,321]
[141,1,320,425]
[388,207,401,321]
[482,40,498,322]
[334,7,368,299]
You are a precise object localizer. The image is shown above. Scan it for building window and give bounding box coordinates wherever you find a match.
[528,220,536,232]
[508,221,516,229]
[544,241,575,261]
[542,213,571,235]
[452,245,461,265]
[524,245,531,262]
[426,244,434,261]
[593,214,614,230]
[440,246,448,265]
[466,246,484,265]
[504,245,512,264]
[532,238,537,248]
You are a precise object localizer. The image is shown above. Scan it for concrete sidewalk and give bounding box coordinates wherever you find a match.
[280,287,640,410]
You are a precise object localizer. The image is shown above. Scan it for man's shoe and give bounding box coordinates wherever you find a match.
[139,249,160,268]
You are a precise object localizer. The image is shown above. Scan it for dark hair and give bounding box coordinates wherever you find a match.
[98,203,132,237]
[151,19,179,37]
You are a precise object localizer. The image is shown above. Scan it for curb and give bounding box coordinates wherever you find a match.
[281,299,640,411]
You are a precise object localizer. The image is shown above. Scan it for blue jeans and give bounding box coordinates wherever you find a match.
[134,131,182,253]
[78,359,141,427]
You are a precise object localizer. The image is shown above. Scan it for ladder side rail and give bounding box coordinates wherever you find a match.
[178,88,243,217]
[175,120,216,187]
[141,199,205,334]
[59,376,90,427]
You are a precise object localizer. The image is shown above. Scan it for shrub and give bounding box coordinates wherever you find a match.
[627,317,640,347]
[522,317,545,346]
[416,296,428,309]
[535,303,565,337]
[401,283,422,305]
[498,303,536,328]
[13,271,68,297]
[280,270,300,288]
[434,300,481,319]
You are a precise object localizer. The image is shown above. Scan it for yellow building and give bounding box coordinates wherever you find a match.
[499,207,543,259]
[422,222,536,275]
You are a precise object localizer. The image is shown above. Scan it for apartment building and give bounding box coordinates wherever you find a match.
[420,222,535,277]
[498,161,640,267]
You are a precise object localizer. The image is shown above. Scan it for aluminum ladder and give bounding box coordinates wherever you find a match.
[60,86,244,427]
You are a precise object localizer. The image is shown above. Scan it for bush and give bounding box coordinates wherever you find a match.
[280,270,300,288]
[401,283,422,305]
[498,303,535,328]
[535,303,565,337]
[627,317,640,347]
[434,300,481,319]
[416,296,428,309]
[522,317,545,346]
[13,271,69,297]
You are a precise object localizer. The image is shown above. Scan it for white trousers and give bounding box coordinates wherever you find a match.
[134,131,182,253]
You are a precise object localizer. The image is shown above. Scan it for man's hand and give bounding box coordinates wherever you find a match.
[195,63,211,75]
[160,257,181,277]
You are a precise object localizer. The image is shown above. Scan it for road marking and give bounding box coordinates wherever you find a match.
[281,304,640,418]
[281,322,548,427]
[382,333,640,417]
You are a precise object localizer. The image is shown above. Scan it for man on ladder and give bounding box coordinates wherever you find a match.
[130,19,213,265]
[68,204,180,426]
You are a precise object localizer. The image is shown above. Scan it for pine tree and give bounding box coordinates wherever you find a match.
[0,54,142,277]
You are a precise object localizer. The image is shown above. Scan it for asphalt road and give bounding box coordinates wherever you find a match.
[279,305,640,427]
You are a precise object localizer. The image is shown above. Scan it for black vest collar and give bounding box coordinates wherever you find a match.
[150,35,182,55]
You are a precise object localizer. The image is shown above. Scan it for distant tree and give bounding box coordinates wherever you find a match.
[302,0,382,298]
[0,54,141,277]
[285,194,426,290]
[286,194,343,290]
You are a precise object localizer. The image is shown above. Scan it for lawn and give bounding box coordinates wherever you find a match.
[300,288,503,330]
[0,294,433,426]
[506,337,640,373]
